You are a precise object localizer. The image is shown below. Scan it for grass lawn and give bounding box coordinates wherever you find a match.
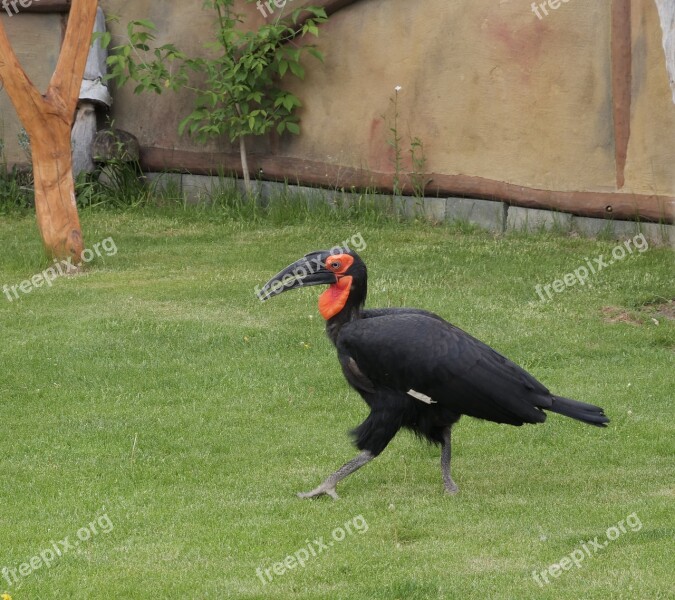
[0,204,673,599]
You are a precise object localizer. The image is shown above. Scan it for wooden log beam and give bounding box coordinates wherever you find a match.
[16,0,71,12]
[140,147,675,224]
[279,0,359,19]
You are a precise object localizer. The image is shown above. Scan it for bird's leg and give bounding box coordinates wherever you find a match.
[441,427,459,495]
[297,450,374,500]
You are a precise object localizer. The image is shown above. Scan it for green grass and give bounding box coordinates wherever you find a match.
[0,205,672,599]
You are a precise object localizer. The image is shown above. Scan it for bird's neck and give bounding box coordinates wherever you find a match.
[325,304,362,345]
[322,275,367,345]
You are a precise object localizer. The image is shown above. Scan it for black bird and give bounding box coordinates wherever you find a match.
[258,249,609,499]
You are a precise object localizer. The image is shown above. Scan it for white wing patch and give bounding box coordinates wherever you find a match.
[407,389,436,404]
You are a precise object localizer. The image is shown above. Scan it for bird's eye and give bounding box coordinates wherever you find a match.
[331,261,341,270]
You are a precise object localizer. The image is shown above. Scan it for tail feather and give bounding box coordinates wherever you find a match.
[548,396,609,427]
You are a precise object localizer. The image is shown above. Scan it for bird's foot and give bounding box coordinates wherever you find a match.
[444,480,459,495]
[297,483,339,500]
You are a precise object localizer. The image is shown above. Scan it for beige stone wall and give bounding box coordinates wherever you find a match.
[101,1,234,152]
[0,14,63,165]
[1,0,673,208]
[625,0,675,196]
[281,0,617,193]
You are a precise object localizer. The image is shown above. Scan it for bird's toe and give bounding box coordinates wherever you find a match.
[297,485,339,500]
[444,482,459,495]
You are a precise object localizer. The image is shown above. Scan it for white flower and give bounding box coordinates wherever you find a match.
[394,85,402,92]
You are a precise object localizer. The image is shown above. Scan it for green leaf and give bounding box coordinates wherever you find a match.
[133,19,157,30]
[307,48,324,62]
[178,116,191,136]
[282,95,297,111]
[289,61,304,79]
[286,122,300,135]
[97,31,112,49]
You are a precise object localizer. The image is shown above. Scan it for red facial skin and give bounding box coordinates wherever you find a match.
[318,254,354,320]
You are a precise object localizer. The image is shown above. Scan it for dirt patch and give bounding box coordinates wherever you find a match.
[646,299,675,321]
[602,300,674,325]
[601,306,642,325]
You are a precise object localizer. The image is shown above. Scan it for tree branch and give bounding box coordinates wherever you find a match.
[49,0,98,120]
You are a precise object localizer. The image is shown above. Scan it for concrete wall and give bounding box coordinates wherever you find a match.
[157,172,675,246]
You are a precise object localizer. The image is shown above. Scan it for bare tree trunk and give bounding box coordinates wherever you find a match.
[234,102,252,195]
[32,119,84,259]
[239,135,252,194]
[0,0,97,260]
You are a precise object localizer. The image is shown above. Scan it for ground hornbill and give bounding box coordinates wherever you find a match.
[259,249,609,499]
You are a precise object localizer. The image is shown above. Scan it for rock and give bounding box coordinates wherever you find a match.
[92,129,140,163]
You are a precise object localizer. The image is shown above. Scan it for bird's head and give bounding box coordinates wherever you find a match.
[258,249,367,320]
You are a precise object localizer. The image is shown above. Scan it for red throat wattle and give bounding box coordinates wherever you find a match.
[319,276,353,320]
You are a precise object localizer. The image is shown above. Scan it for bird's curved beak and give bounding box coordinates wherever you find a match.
[257,251,336,301]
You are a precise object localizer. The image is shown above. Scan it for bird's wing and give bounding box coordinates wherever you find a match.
[362,307,447,322]
[337,313,550,425]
